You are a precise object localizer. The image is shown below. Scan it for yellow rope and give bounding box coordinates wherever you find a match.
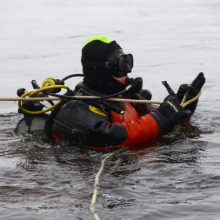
[18,85,69,115]
[0,89,202,106]
[181,89,202,108]
[0,96,162,104]
[166,101,179,112]
[0,97,61,101]
[0,88,202,116]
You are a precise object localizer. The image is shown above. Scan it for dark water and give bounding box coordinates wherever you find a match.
[0,113,219,220]
[1,0,220,219]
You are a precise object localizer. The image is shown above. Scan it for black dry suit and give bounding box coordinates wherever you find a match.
[48,79,159,147]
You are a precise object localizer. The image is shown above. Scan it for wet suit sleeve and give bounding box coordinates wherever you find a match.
[116,114,161,146]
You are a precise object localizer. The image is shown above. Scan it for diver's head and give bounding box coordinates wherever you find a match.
[81,35,133,94]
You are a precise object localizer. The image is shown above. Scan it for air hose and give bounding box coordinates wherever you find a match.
[18,85,70,115]
[18,74,85,115]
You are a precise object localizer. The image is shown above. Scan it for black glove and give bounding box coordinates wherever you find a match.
[152,96,191,135]
[126,77,143,93]
[126,77,153,100]
[139,89,152,100]
[177,72,206,114]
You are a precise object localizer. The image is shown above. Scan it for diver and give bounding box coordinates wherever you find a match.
[16,35,206,149]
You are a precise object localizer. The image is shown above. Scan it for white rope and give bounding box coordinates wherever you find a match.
[0,96,162,104]
[181,90,202,108]
[89,151,117,220]
[0,89,202,106]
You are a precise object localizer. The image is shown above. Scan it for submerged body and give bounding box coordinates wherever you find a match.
[50,82,161,147]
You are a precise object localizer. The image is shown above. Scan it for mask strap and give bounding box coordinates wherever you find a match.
[82,58,108,69]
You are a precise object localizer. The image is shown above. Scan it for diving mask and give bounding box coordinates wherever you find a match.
[108,49,133,77]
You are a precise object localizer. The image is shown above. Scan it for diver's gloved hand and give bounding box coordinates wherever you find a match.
[126,77,143,93]
[139,89,152,100]
[153,96,191,134]
[177,72,206,114]
[176,84,189,102]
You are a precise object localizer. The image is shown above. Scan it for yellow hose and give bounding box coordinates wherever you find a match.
[18,85,69,115]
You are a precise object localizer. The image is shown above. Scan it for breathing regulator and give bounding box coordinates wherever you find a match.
[17,75,80,115]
